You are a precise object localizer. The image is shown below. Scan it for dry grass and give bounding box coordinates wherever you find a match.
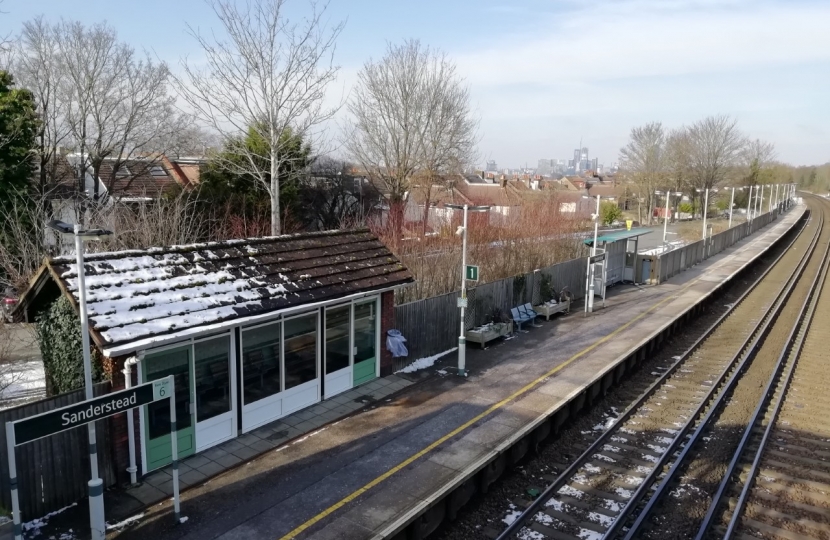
[374,194,589,303]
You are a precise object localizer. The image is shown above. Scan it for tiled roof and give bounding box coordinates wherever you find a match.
[46,229,413,350]
[98,160,178,199]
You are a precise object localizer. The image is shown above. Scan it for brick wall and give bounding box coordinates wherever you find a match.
[379,291,395,376]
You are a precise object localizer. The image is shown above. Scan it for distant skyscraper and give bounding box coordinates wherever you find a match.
[537,159,553,175]
[591,158,599,172]
[485,160,498,172]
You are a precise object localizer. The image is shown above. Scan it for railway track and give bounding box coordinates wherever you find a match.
[693,195,830,540]
[494,198,826,540]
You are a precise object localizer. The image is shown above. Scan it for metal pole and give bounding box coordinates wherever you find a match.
[74,226,105,540]
[774,183,780,209]
[728,188,735,228]
[587,195,600,313]
[662,193,669,247]
[458,204,468,376]
[6,423,22,540]
[123,357,139,485]
[746,185,753,225]
[701,188,709,240]
[169,375,181,523]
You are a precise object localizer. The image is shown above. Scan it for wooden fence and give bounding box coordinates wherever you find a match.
[0,381,116,519]
[393,256,588,368]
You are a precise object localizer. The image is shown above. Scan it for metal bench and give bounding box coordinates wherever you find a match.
[510,306,534,333]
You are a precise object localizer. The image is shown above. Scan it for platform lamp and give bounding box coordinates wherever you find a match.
[694,187,716,241]
[46,219,113,540]
[726,187,744,228]
[655,190,683,251]
[445,204,491,377]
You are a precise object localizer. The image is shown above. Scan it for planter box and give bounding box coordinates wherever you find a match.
[533,298,571,320]
[465,321,513,349]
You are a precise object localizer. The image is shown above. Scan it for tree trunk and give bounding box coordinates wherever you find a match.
[270,149,281,236]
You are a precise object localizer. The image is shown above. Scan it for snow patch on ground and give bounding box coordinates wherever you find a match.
[503,504,522,526]
[0,359,46,407]
[395,348,457,374]
[106,513,144,530]
[22,503,77,534]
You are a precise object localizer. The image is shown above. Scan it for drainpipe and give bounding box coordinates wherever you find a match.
[122,353,142,485]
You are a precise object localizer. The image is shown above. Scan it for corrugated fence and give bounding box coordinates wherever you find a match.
[394,256,588,367]
[0,381,117,520]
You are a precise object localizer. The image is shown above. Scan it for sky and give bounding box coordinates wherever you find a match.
[2,0,829,168]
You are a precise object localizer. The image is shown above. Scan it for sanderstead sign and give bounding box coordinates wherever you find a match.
[13,378,171,445]
[6,376,181,540]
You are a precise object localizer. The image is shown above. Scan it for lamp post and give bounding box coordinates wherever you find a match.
[445,204,490,377]
[746,185,754,224]
[774,183,780,210]
[655,190,683,251]
[47,220,112,540]
[695,188,713,241]
[582,195,616,314]
[727,187,743,228]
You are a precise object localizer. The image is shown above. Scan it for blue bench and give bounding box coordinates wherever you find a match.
[511,304,540,332]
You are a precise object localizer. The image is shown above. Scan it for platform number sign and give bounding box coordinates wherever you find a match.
[153,378,172,401]
[465,265,479,282]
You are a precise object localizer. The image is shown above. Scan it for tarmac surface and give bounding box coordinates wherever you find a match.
[104,206,803,540]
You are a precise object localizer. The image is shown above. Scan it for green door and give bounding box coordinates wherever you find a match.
[143,346,195,471]
[353,301,378,386]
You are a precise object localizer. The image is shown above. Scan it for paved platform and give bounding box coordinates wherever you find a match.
[115,206,805,540]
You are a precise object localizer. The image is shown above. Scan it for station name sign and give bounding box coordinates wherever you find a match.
[13,379,171,445]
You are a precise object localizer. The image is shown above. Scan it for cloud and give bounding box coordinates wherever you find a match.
[457,0,830,86]
[448,0,830,165]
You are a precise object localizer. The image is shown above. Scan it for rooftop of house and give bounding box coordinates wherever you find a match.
[18,229,413,355]
[40,154,196,200]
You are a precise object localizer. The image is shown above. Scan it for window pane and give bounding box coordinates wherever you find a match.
[284,313,318,390]
[325,306,350,374]
[194,336,231,422]
[145,346,191,439]
[354,301,377,364]
[242,323,281,405]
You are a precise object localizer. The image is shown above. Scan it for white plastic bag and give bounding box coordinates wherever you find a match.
[386,329,408,358]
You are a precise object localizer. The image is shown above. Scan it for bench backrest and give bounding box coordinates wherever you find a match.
[510,307,523,320]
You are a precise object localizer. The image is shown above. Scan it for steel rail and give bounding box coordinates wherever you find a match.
[624,210,824,540]
[710,200,830,540]
[496,209,811,540]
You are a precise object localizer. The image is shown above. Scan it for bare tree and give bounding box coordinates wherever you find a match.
[55,20,177,201]
[176,0,344,236]
[14,17,72,196]
[664,127,693,217]
[686,115,745,210]
[618,122,665,225]
[348,39,478,239]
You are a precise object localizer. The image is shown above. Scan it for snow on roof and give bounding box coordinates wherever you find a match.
[47,229,413,349]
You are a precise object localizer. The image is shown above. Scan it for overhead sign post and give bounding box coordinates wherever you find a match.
[6,375,181,540]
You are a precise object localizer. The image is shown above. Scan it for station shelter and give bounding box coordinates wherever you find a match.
[17,229,413,474]
[583,228,652,291]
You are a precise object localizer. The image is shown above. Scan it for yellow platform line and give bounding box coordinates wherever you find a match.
[278,276,708,539]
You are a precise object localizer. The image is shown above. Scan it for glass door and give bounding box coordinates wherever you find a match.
[143,346,195,471]
[353,299,378,386]
[324,305,352,398]
[193,335,235,451]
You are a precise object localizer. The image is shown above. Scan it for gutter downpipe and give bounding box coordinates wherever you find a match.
[122,353,142,484]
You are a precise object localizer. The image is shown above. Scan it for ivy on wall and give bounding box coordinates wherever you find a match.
[35,296,107,395]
